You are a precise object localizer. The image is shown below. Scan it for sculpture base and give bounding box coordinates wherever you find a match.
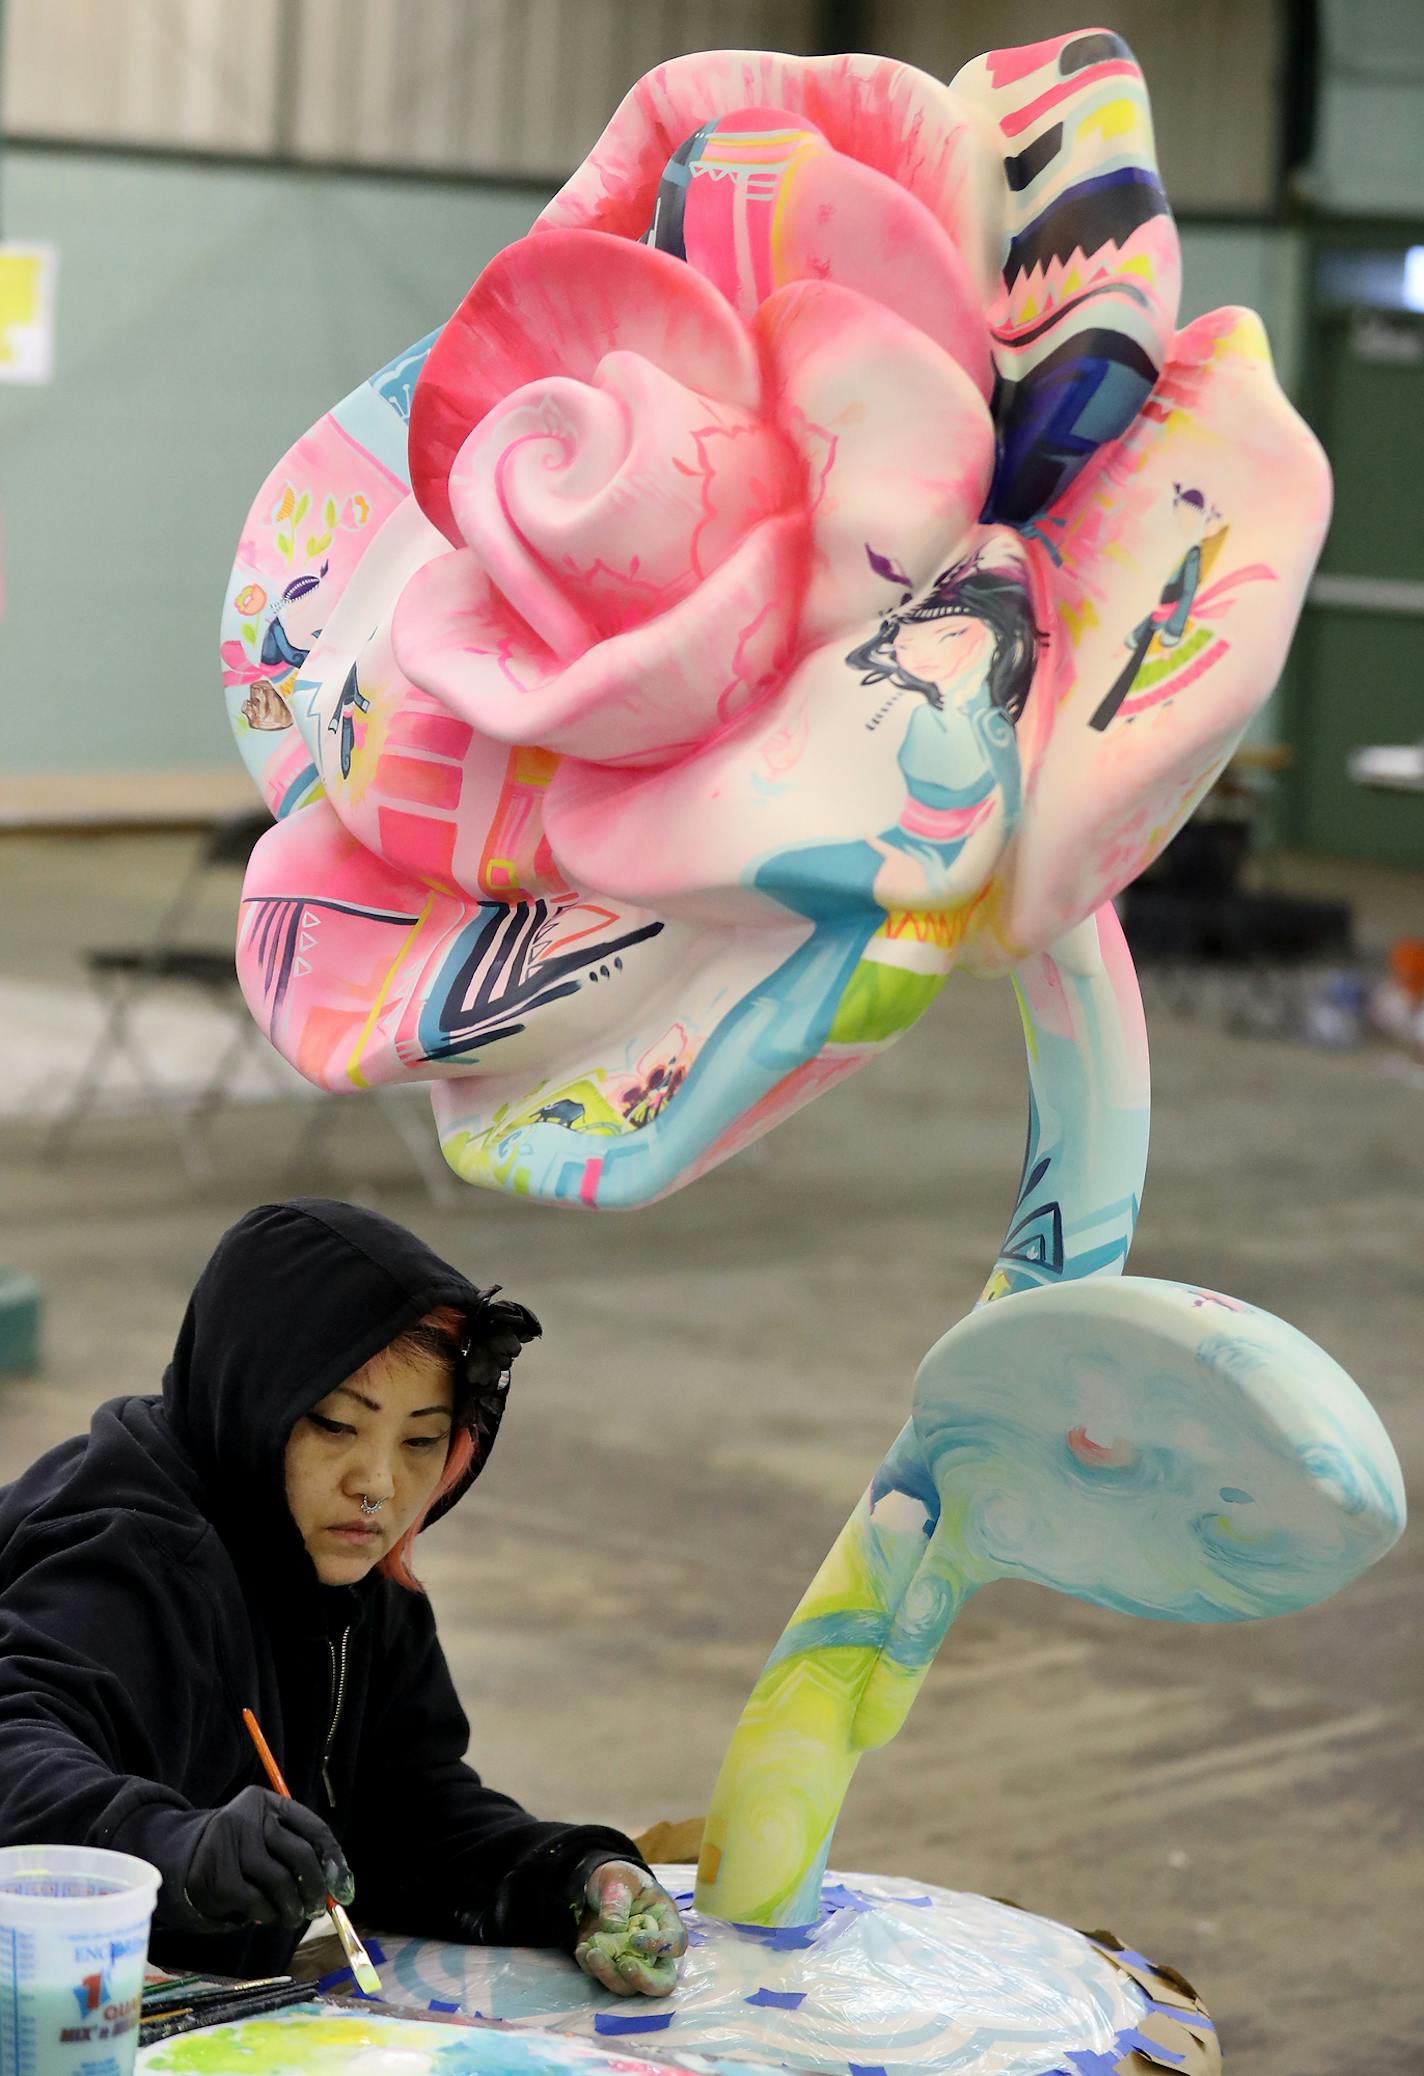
[344,1868,1220,2075]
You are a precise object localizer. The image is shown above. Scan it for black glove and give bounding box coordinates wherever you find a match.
[180,1786,354,1931]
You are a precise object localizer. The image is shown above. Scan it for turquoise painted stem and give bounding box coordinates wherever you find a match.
[695,905,1152,1924]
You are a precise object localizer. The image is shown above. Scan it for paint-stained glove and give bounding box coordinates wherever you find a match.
[573,1859,687,1997]
[179,1785,356,1931]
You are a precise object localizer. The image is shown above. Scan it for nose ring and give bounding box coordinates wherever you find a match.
[360,1495,383,1516]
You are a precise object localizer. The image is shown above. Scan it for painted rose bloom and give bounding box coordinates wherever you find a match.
[222,29,1329,1207]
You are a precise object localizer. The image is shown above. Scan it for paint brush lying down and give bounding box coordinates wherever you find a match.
[241,1706,383,1995]
[138,1976,315,2045]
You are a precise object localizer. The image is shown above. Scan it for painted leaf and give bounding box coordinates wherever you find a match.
[865,544,914,589]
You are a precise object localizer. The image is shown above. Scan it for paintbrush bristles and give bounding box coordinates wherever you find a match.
[329,1898,382,1995]
[241,1705,382,1996]
[349,1949,382,1997]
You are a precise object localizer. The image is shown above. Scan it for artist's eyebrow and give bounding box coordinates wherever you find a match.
[328,1387,450,1419]
[330,1387,381,1413]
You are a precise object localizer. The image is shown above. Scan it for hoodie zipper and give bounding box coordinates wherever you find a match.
[321,1627,350,1807]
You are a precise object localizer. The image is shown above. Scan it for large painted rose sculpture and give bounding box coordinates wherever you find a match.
[223,29,1330,1207]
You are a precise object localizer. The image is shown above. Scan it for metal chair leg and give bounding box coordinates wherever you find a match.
[44,981,134,1155]
[45,983,211,1185]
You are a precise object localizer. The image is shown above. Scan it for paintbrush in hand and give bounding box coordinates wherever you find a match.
[241,1706,382,1995]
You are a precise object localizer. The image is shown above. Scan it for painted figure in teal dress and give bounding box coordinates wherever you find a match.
[755,557,1040,925]
[450,555,1044,1206]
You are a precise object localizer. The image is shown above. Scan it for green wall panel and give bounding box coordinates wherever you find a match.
[1287,611,1424,864]
[0,151,549,775]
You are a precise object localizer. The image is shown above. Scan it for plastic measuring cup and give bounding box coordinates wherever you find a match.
[0,1846,160,2076]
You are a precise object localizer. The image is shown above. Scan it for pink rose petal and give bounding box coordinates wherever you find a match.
[392,545,562,732]
[240,797,679,1098]
[756,137,992,391]
[410,230,763,545]
[394,516,808,767]
[543,638,906,920]
[238,801,466,1090]
[539,51,999,305]
[758,279,995,644]
[324,643,572,906]
[447,356,800,649]
[988,309,1331,967]
[653,102,989,384]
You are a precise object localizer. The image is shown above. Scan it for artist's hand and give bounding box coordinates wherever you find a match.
[574,1860,686,1997]
[182,1785,355,1930]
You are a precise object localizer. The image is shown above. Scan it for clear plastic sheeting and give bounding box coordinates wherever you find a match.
[348,1870,1166,2075]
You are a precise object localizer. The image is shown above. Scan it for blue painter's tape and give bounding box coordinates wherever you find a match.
[593,2012,676,2036]
[729,1921,821,1951]
[1142,1992,1212,2032]
[745,1989,805,2009]
[1035,2010,1195,2076]
[363,1939,388,1965]
[849,2063,887,2075]
[316,1969,353,1993]
[427,2000,461,2014]
[1117,2029,1185,2065]
[730,1877,881,1952]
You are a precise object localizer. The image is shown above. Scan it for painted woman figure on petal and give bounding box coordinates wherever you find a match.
[455,559,1046,1205]
[754,556,1041,926]
[1089,485,1228,731]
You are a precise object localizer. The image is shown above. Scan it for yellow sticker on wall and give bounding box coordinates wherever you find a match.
[0,244,59,383]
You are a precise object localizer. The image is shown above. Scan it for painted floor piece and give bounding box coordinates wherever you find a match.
[313,1870,1218,2075]
[140,2006,784,2076]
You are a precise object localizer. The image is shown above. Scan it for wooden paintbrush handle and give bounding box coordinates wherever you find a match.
[241,1707,294,1800]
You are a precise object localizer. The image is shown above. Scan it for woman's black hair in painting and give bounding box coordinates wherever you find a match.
[846,557,1041,722]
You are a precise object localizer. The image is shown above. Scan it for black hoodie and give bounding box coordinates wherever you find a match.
[0,1199,644,1975]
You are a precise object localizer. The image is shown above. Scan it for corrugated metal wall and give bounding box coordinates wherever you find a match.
[4,0,285,153]
[281,0,816,175]
[4,0,1278,206]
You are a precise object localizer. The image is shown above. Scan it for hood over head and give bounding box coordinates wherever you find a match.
[162,1199,539,1598]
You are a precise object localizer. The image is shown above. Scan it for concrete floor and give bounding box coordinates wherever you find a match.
[0,834,1420,2074]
